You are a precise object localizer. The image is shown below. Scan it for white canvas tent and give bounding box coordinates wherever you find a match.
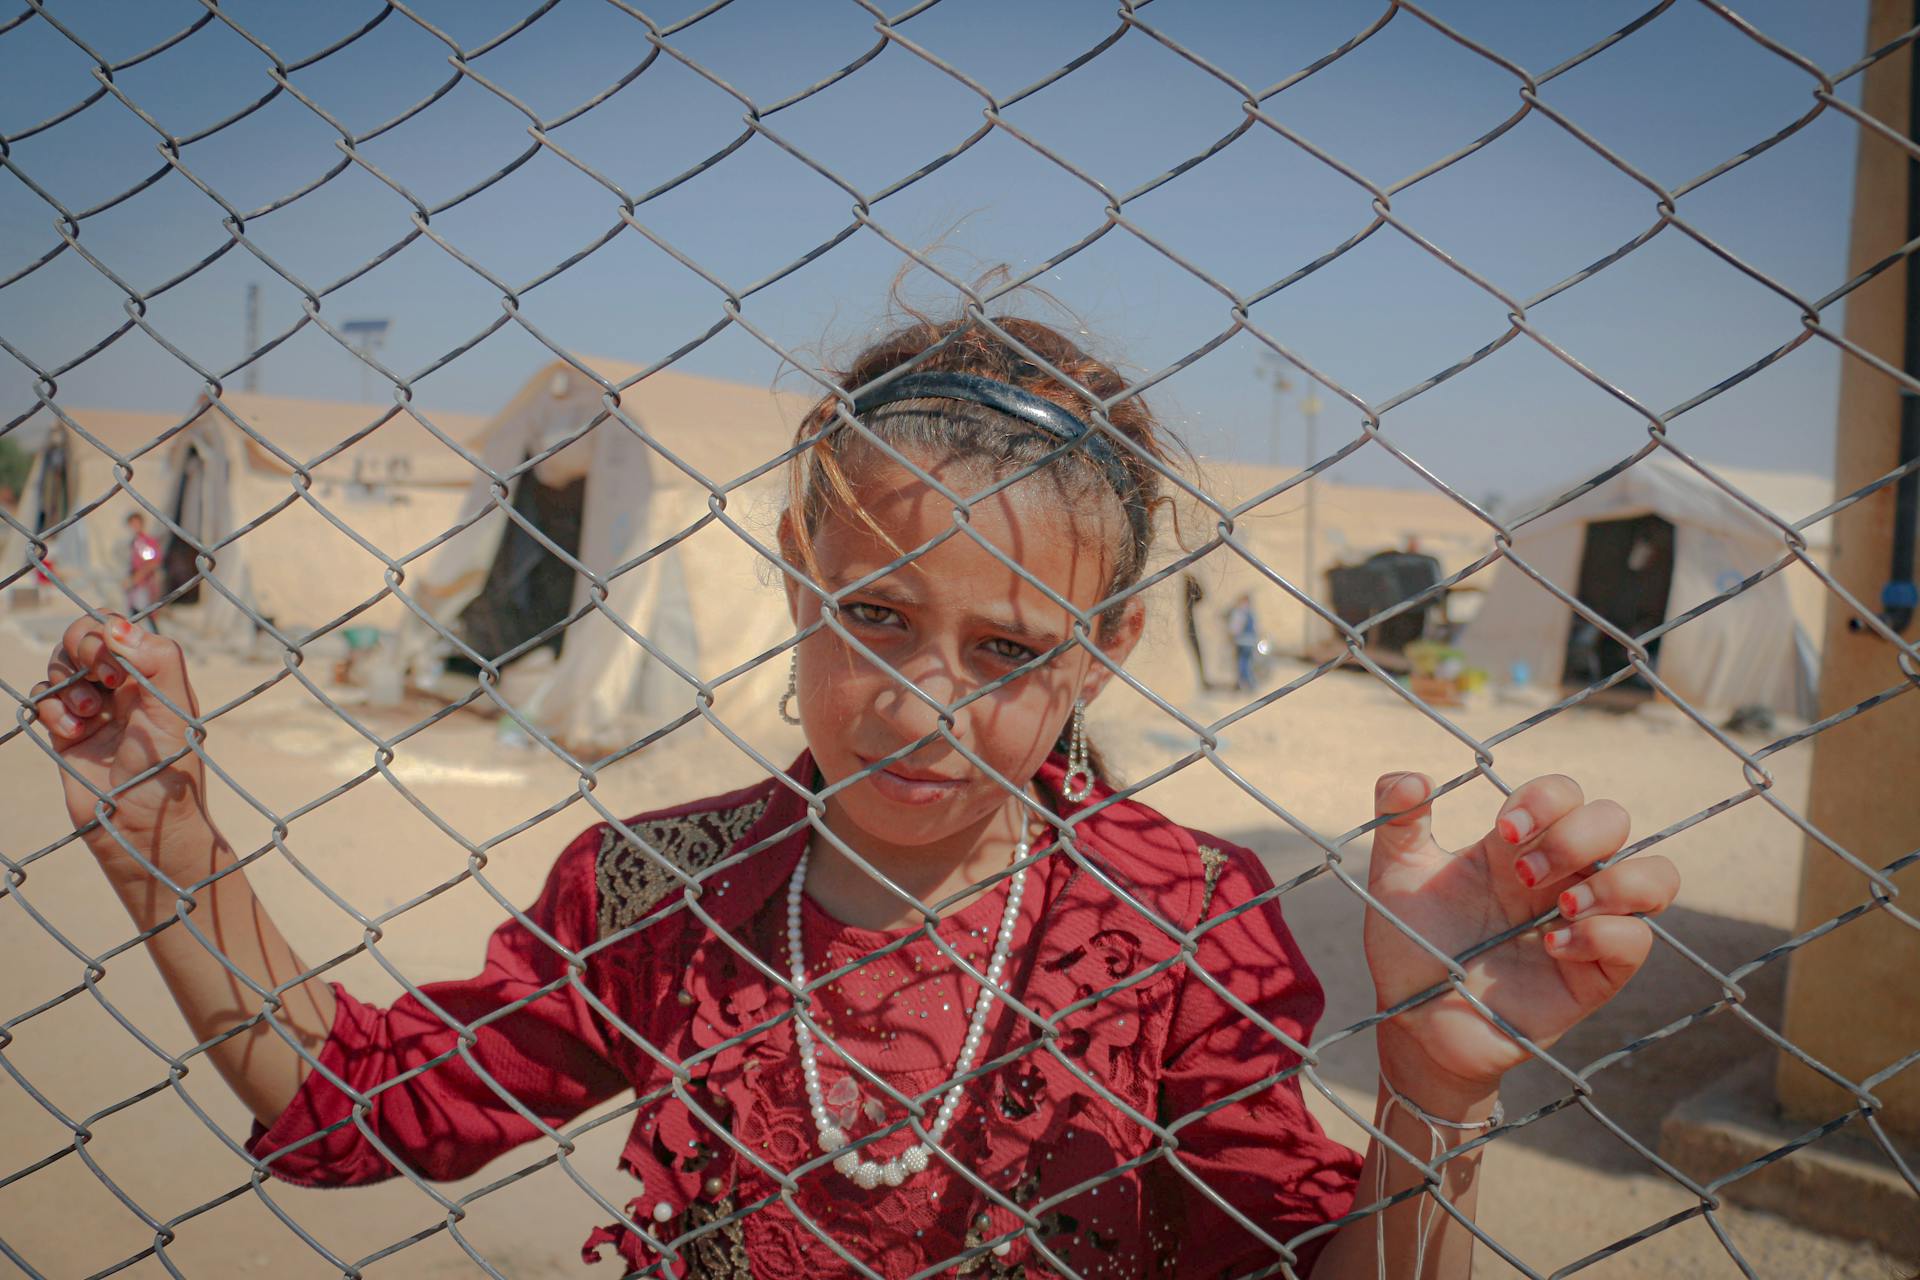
[142,392,491,647]
[1459,455,1831,718]
[394,358,818,752]
[2,408,183,605]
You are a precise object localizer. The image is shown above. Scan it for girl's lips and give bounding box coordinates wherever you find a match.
[858,760,965,806]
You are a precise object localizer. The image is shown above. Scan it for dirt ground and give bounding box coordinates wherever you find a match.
[0,599,1910,1279]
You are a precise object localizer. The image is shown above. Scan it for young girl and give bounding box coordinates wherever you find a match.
[34,314,1679,1278]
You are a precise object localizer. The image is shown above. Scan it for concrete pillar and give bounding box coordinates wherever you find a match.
[1774,0,1920,1144]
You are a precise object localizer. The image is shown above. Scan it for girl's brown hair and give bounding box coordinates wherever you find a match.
[785,311,1188,781]
[788,313,1182,616]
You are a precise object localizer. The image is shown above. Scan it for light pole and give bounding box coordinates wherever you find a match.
[342,317,391,402]
[1298,390,1322,656]
[242,284,260,392]
[1258,355,1291,469]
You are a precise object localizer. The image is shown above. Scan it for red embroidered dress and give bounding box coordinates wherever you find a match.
[247,754,1361,1277]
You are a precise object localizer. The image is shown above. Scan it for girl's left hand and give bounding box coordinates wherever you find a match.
[1361,772,1680,1107]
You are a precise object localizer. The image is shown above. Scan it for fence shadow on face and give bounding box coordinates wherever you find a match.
[1219,826,1795,1180]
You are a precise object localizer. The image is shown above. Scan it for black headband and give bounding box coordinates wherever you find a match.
[848,370,1151,550]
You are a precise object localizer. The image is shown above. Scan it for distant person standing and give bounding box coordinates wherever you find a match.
[1226,591,1258,692]
[123,512,162,631]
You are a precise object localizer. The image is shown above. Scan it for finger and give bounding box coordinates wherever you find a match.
[55,676,106,721]
[39,650,99,718]
[1543,914,1654,989]
[101,621,196,714]
[1488,774,1585,868]
[1558,855,1679,921]
[1369,772,1435,862]
[59,614,120,685]
[29,678,100,743]
[1515,798,1631,890]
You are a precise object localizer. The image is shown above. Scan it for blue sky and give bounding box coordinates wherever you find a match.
[0,0,1879,506]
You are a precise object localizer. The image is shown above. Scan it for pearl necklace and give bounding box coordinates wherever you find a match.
[786,835,1029,1190]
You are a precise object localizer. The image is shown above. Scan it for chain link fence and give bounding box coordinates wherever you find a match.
[3,1,1919,1276]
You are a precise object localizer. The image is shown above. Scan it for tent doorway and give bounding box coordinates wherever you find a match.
[162,444,207,604]
[450,461,585,670]
[19,432,71,586]
[32,434,71,535]
[1563,514,1674,692]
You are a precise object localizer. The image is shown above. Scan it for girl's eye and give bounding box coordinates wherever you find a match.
[984,637,1037,663]
[844,602,898,627]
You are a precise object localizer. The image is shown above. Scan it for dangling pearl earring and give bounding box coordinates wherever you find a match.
[1061,699,1094,802]
[780,651,802,726]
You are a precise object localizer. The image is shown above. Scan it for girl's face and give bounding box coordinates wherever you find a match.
[783,450,1143,853]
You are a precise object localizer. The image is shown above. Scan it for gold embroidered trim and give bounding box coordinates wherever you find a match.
[681,1195,753,1278]
[595,796,770,939]
[1196,844,1229,920]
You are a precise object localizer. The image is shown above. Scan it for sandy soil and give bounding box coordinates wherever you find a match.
[0,598,1908,1279]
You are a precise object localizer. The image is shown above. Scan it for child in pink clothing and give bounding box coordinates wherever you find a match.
[122,511,161,629]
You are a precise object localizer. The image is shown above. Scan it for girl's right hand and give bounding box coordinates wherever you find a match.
[30,614,208,871]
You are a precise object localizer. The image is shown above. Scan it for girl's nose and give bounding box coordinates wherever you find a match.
[871,657,962,746]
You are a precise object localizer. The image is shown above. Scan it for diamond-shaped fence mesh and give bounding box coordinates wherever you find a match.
[2,2,1918,1277]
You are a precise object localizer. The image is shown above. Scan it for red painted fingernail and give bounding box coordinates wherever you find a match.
[1559,891,1578,917]
[109,618,132,642]
[100,669,121,688]
[1516,852,1546,887]
[1545,928,1570,951]
[1498,810,1535,844]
